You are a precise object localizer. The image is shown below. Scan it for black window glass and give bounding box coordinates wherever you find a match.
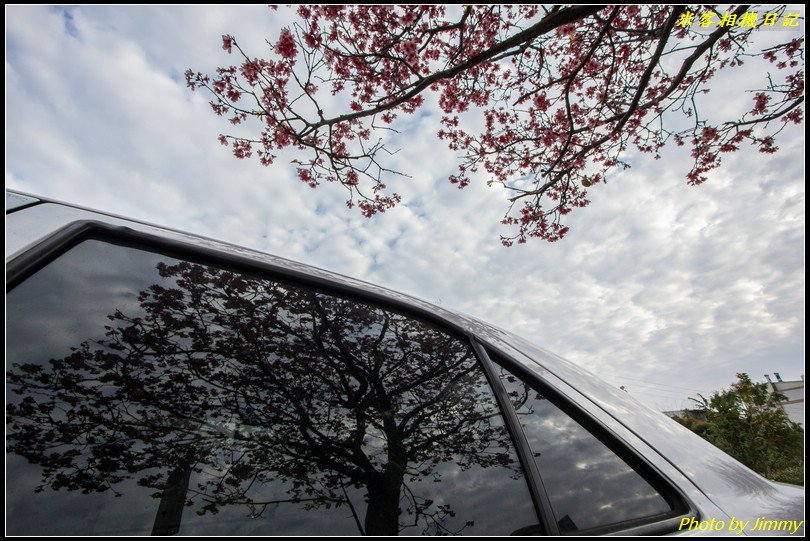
[6,239,538,536]
[493,359,674,534]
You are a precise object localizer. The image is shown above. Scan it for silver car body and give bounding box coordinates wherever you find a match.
[5,190,804,535]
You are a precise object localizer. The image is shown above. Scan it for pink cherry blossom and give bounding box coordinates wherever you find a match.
[187,5,804,244]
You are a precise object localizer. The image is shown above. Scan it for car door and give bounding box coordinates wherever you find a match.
[6,211,698,536]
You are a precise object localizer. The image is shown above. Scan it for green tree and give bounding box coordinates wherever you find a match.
[674,373,803,485]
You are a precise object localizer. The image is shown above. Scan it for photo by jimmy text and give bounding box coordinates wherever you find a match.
[679,516,804,535]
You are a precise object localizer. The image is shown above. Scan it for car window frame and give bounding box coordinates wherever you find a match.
[5,191,42,213]
[6,219,696,536]
[476,344,697,535]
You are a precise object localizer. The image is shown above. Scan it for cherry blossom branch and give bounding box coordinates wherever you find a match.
[188,5,804,244]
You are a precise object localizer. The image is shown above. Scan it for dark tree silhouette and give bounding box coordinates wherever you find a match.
[7,257,531,535]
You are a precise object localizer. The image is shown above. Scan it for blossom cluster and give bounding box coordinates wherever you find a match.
[187,5,804,244]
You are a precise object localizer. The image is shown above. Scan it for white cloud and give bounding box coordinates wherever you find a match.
[5,5,804,412]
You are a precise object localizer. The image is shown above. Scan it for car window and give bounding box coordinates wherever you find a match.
[491,356,678,534]
[6,238,539,536]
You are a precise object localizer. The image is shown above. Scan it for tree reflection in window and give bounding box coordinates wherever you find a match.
[493,360,675,534]
[6,240,537,536]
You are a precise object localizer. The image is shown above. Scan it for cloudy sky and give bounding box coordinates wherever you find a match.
[5,5,805,412]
